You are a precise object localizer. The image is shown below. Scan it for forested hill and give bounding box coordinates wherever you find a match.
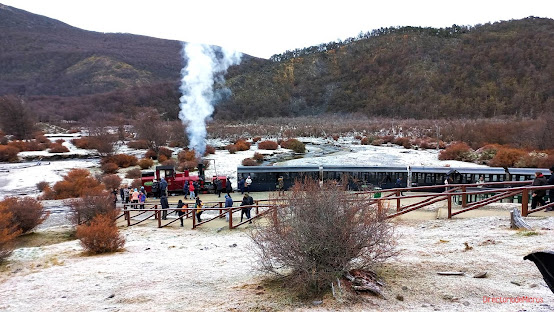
[217,17,554,120]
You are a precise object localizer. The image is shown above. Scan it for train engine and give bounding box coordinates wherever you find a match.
[141,164,227,196]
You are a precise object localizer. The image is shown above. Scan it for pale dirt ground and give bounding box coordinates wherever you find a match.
[0,197,552,312]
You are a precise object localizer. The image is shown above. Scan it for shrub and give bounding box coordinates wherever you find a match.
[251,179,396,296]
[7,140,28,152]
[49,143,70,153]
[76,213,125,254]
[489,148,526,168]
[280,139,306,153]
[0,197,48,234]
[127,140,149,149]
[49,169,104,199]
[71,138,93,149]
[55,139,65,144]
[438,142,474,161]
[48,143,69,153]
[130,178,143,190]
[204,145,216,155]
[0,207,21,263]
[138,158,154,169]
[68,193,117,225]
[124,168,142,179]
[102,174,122,190]
[234,139,251,151]
[101,154,138,168]
[253,152,264,163]
[392,137,412,149]
[178,150,197,162]
[241,158,258,166]
[178,161,197,172]
[332,134,340,141]
[257,140,279,150]
[144,149,157,160]
[0,145,19,162]
[515,152,546,168]
[161,159,177,167]
[253,137,262,143]
[360,137,371,145]
[371,139,384,146]
[36,181,49,192]
[158,154,168,163]
[101,162,119,174]
[380,135,395,144]
[225,144,238,154]
[354,135,363,140]
[158,147,173,159]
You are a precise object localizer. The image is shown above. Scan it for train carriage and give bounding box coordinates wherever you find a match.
[237,165,550,192]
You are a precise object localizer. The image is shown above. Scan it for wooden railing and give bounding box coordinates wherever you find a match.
[119,181,554,229]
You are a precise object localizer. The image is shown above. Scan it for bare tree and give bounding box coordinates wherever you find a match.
[133,108,169,152]
[0,95,36,139]
[251,179,396,296]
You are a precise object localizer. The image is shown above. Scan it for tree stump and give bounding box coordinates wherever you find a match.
[510,208,531,230]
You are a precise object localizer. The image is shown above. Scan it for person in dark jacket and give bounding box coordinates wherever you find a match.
[195,196,203,223]
[240,194,250,223]
[177,199,185,227]
[184,181,190,199]
[224,194,233,221]
[238,177,245,194]
[531,171,547,210]
[159,178,168,197]
[225,177,233,195]
[215,179,223,197]
[119,188,124,202]
[547,167,554,210]
[160,194,169,220]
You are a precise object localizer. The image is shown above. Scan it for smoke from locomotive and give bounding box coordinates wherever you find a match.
[178,42,241,156]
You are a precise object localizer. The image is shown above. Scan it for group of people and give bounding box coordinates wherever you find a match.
[117,186,146,209]
[237,176,252,194]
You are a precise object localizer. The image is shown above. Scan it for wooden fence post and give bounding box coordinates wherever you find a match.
[228,207,233,229]
[157,205,161,228]
[192,207,196,229]
[126,209,130,226]
[447,193,452,219]
[521,188,529,217]
[396,190,401,212]
[461,186,467,208]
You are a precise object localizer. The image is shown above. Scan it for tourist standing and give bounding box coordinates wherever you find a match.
[225,194,233,222]
[245,176,252,193]
[531,171,547,210]
[195,196,203,223]
[177,199,185,227]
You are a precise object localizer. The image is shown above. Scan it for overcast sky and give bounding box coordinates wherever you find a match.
[2,0,553,58]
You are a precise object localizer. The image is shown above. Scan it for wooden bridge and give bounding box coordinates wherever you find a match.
[117,180,554,229]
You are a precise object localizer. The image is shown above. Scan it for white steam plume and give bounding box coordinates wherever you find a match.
[178,42,241,156]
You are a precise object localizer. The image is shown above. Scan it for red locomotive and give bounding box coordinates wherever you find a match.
[141,164,227,196]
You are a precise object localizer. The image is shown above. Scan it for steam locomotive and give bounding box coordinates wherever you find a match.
[141,164,227,196]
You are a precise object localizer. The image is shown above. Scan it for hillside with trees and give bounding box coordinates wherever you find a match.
[0,4,553,125]
[218,17,553,120]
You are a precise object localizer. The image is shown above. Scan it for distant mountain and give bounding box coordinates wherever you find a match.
[1,4,552,123]
[0,3,185,97]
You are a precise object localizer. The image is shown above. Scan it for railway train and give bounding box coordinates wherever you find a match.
[236,165,551,192]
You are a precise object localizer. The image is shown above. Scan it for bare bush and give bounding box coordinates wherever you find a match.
[251,179,396,297]
[158,147,173,159]
[76,213,125,254]
[68,192,117,225]
[137,158,154,169]
[0,145,19,162]
[44,169,104,200]
[36,181,49,192]
[127,140,149,149]
[0,197,48,234]
[241,158,258,166]
[0,207,21,263]
[101,162,119,174]
[257,140,279,150]
[102,174,122,190]
[253,152,264,162]
[204,145,216,155]
[125,168,142,179]
[101,154,138,168]
[48,143,69,153]
[280,139,306,153]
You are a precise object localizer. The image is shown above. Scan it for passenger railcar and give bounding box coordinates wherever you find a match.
[237,165,550,191]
